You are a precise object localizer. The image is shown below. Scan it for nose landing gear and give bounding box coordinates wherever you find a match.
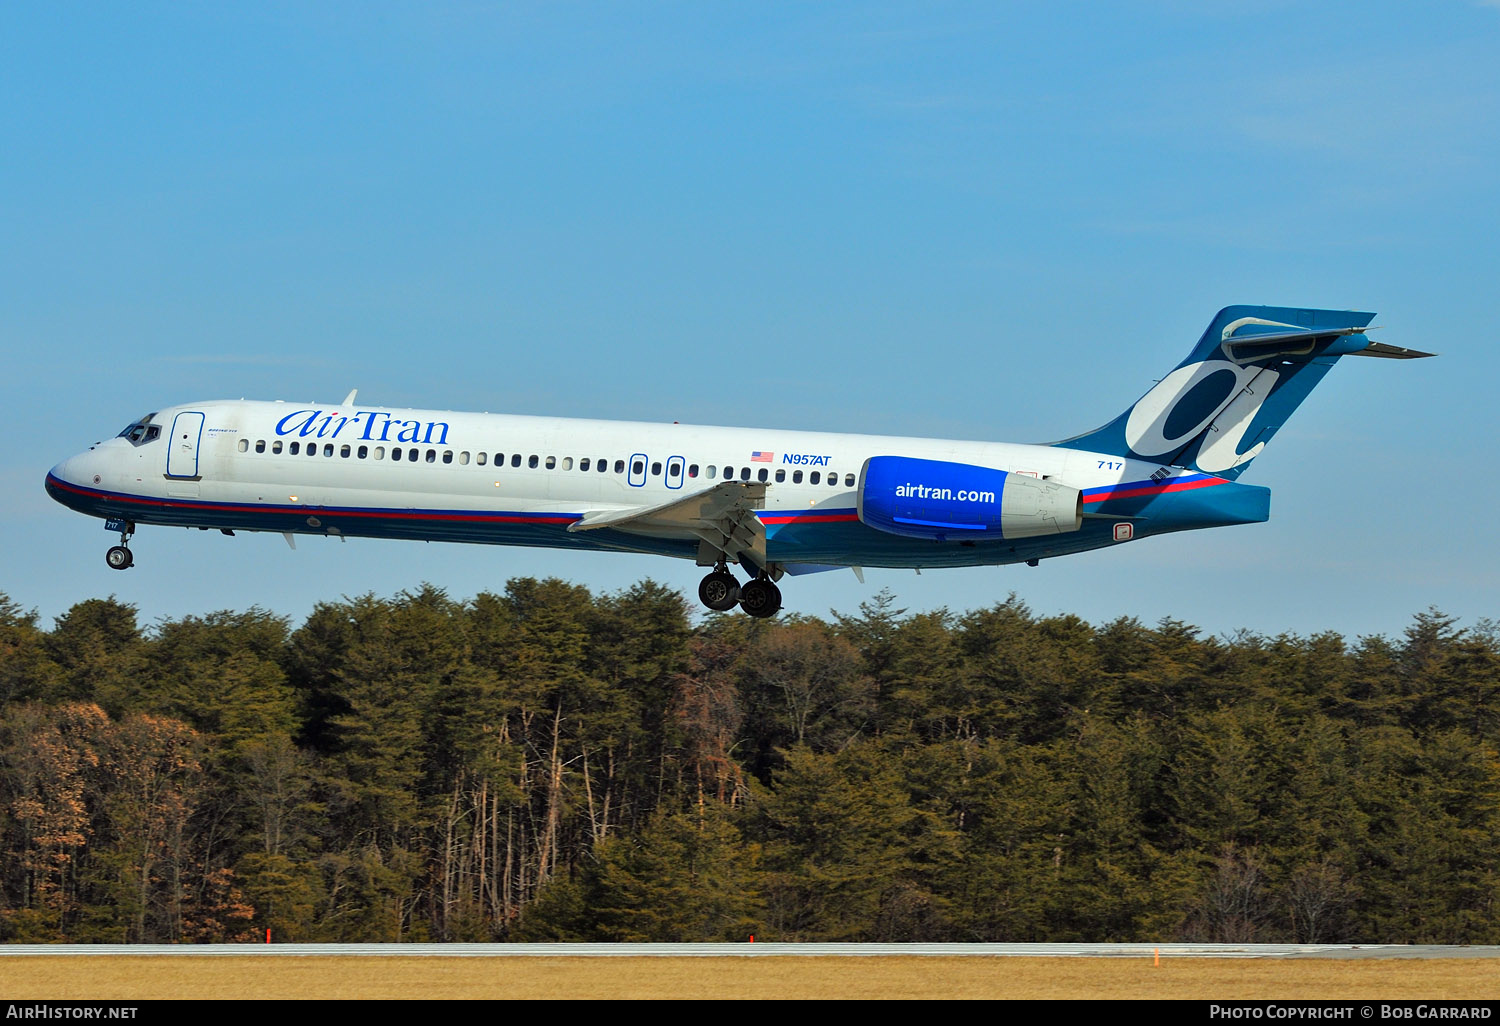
[105,522,135,570]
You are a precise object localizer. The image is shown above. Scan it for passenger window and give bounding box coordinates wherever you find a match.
[793,470,803,484]
[512,454,522,468]
[688,464,698,478]
[238,439,249,453]
[323,444,334,457]
[633,460,644,475]
[272,440,283,454]
[651,461,661,476]
[830,474,839,487]
[580,458,590,471]
[707,465,717,480]
[545,456,556,470]
[426,449,437,463]
[374,446,385,460]
[443,450,453,464]
[845,473,855,487]
[476,452,486,466]
[724,466,734,479]
[529,455,539,469]
[668,463,681,478]
[358,446,368,459]
[340,445,351,458]
[392,448,402,462]
[254,439,265,454]
[614,459,624,473]
[459,451,469,465]
[599,459,608,473]
[740,467,751,481]
[562,457,573,471]
[775,469,785,483]
[289,441,300,455]
[810,471,820,484]
[757,468,768,482]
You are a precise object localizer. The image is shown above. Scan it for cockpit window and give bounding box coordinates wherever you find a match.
[117,413,160,446]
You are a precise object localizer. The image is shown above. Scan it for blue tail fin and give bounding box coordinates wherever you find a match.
[1053,305,1427,479]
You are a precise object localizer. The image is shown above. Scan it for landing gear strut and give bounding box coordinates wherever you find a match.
[105,522,135,570]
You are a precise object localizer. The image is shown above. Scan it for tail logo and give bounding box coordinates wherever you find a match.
[1123,359,1276,470]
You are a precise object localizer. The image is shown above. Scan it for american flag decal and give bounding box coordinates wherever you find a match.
[750,451,773,463]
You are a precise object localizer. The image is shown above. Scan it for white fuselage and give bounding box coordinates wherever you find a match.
[47,398,1261,585]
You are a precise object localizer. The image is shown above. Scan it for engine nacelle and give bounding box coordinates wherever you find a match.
[857,456,1082,541]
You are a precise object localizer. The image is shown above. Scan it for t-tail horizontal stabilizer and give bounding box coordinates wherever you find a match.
[1352,341,1435,360]
[1053,305,1432,480]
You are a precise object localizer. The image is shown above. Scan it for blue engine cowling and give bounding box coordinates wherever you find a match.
[857,456,1082,541]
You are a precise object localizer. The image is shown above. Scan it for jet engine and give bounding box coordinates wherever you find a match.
[857,456,1082,541]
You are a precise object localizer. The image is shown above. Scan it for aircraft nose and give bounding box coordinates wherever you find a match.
[46,458,76,507]
[48,450,98,485]
[45,450,104,509]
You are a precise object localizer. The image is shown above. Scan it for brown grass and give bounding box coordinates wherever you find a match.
[2,955,1499,1000]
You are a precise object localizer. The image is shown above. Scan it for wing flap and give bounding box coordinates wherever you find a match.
[568,481,769,568]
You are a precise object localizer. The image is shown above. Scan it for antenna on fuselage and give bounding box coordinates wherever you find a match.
[341,389,358,406]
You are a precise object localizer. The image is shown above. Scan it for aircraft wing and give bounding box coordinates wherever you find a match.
[567,481,768,569]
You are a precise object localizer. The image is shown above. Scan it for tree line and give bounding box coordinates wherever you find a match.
[1,580,1497,944]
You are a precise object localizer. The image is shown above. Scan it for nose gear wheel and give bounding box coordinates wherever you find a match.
[105,522,135,570]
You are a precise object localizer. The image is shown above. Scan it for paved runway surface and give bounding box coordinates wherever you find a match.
[4,943,1497,959]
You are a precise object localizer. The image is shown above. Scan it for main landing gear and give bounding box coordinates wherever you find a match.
[738,577,781,618]
[105,522,135,571]
[697,564,781,618]
[698,568,740,611]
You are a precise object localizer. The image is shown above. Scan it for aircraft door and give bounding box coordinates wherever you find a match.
[166,412,205,478]
[665,455,685,490]
[628,452,648,488]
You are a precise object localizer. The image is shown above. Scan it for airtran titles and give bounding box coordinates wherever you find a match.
[274,409,451,445]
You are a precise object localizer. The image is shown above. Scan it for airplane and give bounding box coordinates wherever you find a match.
[46,305,1430,617]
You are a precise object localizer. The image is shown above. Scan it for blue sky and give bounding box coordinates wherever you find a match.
[4,2,1496,641]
